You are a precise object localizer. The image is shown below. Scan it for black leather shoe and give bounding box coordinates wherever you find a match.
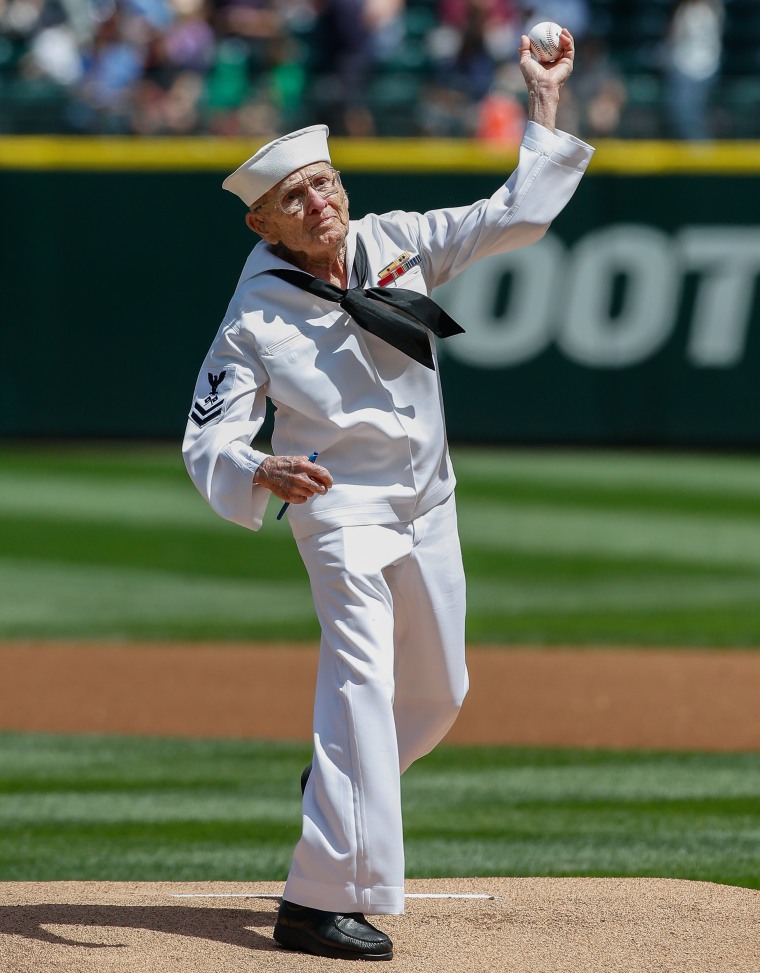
[273,899,393,961]
[300,763,312,795]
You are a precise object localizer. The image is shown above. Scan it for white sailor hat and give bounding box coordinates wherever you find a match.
[222,124,331,207]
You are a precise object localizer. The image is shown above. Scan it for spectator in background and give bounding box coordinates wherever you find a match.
[475,61,525,143]
[663,0,724,140]
[570,34,627,139]
[364,0,404,65]
[210,0,279,46]
[67,9,146,132]
[520,0,589,43]
[1,0,45,45]
[0,0,737,140]
[430,0,518,105]
[127,0,213,133]
[161,0,214,76]
[24,0,82,87]
[414,80,470,137]
[308,0,375,136]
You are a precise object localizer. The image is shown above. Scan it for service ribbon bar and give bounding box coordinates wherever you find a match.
[378,252,422,287]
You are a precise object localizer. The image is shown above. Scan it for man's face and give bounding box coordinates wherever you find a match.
[247,163,350,259]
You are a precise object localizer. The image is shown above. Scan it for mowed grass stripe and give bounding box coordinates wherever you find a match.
[0,514,746,581]
[1,445,759,644]
[1,733,758,886]
[0,445,184,479]
[0,515,307,581]
[6,445,760,496]
[465,547,741,580]
[465,576,760,614]
[0,560,318,640]
[458,502,760,570]
[0,472,217,527]
[458,478,760,519]
[5,450,760,524]
[465,607,760,645]
[453,448,760,496]
[3,557,755,643]
[403,831,760,889]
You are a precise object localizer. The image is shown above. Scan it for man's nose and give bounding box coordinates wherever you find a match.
[305,186,328,213]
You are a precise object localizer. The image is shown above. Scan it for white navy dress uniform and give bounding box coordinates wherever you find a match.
[183,122,593,926]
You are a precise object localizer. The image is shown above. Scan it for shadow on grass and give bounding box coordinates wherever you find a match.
[0,903,279,951]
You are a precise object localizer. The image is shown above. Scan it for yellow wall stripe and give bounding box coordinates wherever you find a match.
[2,136,760,174]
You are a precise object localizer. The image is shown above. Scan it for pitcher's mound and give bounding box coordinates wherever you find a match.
[1,877,757,973]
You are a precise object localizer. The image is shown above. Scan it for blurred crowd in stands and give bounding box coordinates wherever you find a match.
[1,0,754,140]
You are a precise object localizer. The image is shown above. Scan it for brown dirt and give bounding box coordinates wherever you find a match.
[1,878,758,973]
[2,643,759,971]
[1,642,759,749]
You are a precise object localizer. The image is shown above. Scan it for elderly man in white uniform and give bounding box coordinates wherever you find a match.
[183,29,593,962]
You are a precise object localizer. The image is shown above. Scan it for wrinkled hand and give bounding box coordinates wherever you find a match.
[519,28,575,130]
[519,27,575,88]
[254,454,333,504]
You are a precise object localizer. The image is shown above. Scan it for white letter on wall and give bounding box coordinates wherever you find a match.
[559,225,679,368]
[434,234,564,368]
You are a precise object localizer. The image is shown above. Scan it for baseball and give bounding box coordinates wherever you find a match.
[528,21,563,62]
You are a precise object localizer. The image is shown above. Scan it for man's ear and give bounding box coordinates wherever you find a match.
[245,210,274,241]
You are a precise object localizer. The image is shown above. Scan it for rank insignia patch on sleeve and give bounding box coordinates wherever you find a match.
[190,368,232,427]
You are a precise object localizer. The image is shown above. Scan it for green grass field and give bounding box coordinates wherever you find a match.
[1,443,759,644]
[2,445,758,888]
[0,732,758,888]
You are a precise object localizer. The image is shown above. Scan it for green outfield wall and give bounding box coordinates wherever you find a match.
[2,137,760,445]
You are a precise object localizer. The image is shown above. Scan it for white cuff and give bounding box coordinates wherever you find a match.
[220,441,268,482]
[523,120,595,170]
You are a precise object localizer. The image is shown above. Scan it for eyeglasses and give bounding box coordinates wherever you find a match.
[254,167,343,216]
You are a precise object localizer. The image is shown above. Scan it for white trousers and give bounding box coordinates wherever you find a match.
[282,493,468,915]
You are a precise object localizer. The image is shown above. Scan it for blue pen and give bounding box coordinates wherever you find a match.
[276,451,319,521]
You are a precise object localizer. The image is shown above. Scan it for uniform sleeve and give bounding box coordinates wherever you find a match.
[182,319,273,532]
[412,121,594,289]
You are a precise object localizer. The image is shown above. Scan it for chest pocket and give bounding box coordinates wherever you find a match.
[384,267,424,290]
[263,330,310,359]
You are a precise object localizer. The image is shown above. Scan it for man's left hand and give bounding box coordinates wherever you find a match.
[519,27,575,130]
[519,27,575,88]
